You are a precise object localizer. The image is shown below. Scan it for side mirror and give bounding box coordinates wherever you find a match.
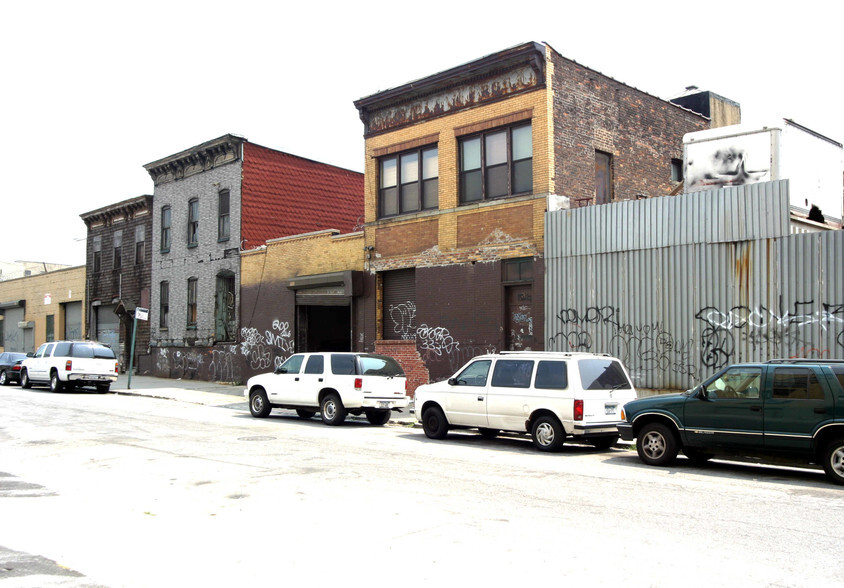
[697,385,709,400]
[274,366,287,375]
[448,377,458,386]
[26,352,34,358]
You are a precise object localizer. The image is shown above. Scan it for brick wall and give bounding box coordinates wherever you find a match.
[550,51,709,204]
[375,339,429,398]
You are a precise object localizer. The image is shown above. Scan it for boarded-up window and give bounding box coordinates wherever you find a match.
[595,151,613,205]
[382,269,416,340]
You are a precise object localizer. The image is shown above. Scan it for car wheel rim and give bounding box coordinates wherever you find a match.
[0,372,5,385]
[324,401,336,420]
[831,445,844,478]
[536,422,555,446]
[252,395,263,412]
[642,431,666,459]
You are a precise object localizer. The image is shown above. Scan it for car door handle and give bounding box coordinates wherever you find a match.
[814,407,827,414]
[319,378,323,382]
[294,377,300,381]
[477,396,484,401]
[750,405,762,412]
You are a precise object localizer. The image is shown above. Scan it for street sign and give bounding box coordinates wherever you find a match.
[135,307,149,321]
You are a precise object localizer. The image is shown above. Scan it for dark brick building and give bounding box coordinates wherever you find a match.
[354,42,712,383]
[80,195,153,371]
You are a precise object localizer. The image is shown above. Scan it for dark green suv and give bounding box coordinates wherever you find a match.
[617,360,844,485]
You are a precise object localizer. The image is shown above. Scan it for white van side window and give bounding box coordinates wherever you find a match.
[535,360,568,390]
[491,360,534,388]
[454,360,491,386]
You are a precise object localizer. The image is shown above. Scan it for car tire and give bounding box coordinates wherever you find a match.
[96,383,110,394]
[249,388,272,418]
[589,435,619,450]
[531,415,565,452]
[0,370,8,386]
[421,406,449,440]
[49,371,64,393]
[637,422,679,466]
[822,439,844,485]
[682,447,713,465]
[295,409,316,420]
[20,369,31,389]
[478,428,499,439]
[365,409,391,426]
[320,393,347,426]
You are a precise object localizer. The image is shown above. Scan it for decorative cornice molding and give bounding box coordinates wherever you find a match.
[143,134,246,186]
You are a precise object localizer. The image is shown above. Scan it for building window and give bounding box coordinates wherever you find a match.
[186,278,198,327]
[214,272,236,341]
[459,123,532,203]
[160,206,171,253]
[187,199,199,247]
[379,146,438,218]
[92,235,102,272]
[503,258,534,283]
[218,190,230,242]
[159,281,169,329]
[595,150,613,205]
[113,230,122,269]
[134,225,145,265]
[671,159,684,182]
[46,315,55,342]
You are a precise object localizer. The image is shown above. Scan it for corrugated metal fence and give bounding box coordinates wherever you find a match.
[545,180,844,391]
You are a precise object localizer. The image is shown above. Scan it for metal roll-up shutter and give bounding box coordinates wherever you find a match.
[96,304,120,352]
[382,268,416,340]
[64,301,82,340]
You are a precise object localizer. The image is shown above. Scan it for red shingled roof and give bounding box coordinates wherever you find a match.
[241,142,364,248]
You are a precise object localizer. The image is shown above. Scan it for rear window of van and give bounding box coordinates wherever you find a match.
[579,359,631,390]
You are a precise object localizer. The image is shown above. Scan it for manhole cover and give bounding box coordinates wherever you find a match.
[237,436,276,442]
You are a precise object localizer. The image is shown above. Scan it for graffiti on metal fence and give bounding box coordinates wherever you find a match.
[388,301,417,340]
[550,305,698,380]
[696,301,844,369]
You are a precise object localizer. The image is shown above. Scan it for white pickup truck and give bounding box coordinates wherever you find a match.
[20,340,119,393]
[244,352,409,426]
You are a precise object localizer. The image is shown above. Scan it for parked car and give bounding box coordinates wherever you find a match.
[414,351,637,451]
[244,352,409,426]
[617,359,844,485]
[20,341,119,393]
[0,352,28,386]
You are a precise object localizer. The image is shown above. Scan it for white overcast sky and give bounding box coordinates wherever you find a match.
[2,0,842,266]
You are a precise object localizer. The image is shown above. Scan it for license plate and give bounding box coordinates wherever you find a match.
[377,401,391,409]
[605,403,618,415]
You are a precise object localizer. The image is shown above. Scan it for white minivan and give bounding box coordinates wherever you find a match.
[414,351,637,451]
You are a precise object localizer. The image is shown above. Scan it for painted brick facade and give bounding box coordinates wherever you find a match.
[0,266,86,353]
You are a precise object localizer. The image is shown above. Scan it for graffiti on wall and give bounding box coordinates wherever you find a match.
[389,299,494,375]
[239,319,294,371]
[696,301,844,370]
[549,305,698,381]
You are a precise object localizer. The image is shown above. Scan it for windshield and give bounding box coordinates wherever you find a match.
[359,354,404,377]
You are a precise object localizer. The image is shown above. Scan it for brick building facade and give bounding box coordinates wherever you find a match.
[80,195,153,371]
[140,134,363,381]
[354,41,710,383]
[0,266,86,354]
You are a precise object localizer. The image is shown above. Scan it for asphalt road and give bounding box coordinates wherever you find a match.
[1,384,842,587]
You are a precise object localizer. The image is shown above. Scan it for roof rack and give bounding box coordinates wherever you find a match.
[765,358,844,364]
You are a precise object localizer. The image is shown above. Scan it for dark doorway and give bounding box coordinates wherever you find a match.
[296,305,351,352]
[505,285,534,351]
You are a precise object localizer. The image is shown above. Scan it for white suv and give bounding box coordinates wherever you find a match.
[414,351,637,451]
[244,352,409,426]
[20,340,119,393]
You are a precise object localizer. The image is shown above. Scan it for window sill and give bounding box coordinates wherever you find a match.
[187,244,198,249]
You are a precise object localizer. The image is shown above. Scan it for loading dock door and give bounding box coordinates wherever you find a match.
[64,301,82,340]
[96,304,119,352]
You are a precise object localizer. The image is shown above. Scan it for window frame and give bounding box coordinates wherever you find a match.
[113,229,122,269]
[186,277,198,328]
[134,225,145,265]
[160,206,171,253]
[217,189,230,242]
[458,122,532,204]
[187,198,199,248]
[92,235,102,273]
[595,150,614,205]
[378,145,438,218]
[159,281,169,329]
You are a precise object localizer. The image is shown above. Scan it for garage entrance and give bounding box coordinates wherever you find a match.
[296,305,351,352]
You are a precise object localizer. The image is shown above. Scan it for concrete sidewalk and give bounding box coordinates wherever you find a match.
[112,374,418,423]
